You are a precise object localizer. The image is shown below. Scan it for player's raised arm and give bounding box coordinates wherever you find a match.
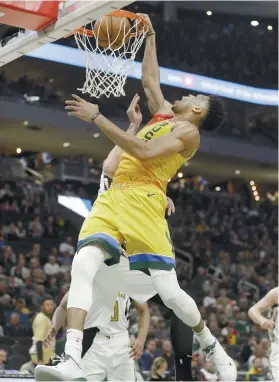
[102,95,142,178]
[65,95,199,161]
[139,14,171,116]
[130,302,150,360]
[44,292,69,348]
[248,287,278,329]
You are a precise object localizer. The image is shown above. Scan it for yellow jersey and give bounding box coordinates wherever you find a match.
[113,115,197,192]
[30,312,55,365]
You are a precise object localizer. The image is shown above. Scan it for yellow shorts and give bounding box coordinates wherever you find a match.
[78,185,175,271]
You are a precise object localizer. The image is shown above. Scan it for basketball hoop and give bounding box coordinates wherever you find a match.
[73,10,149,98]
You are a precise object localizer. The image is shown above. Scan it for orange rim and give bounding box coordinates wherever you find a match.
[65,10,149,38]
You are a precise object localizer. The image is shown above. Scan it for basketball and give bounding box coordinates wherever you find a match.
[94,15,131,49]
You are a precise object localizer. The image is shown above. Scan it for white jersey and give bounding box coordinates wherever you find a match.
[99,292,131,337]
[98,171,111,195]
[268,304,278,345]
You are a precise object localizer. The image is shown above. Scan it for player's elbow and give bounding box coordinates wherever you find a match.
[248,307,254,319]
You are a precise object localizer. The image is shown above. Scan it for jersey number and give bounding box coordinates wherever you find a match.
[143,122,168,141]
[110,301,119,322]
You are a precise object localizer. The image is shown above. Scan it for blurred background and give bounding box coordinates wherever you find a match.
[0,1,278,381]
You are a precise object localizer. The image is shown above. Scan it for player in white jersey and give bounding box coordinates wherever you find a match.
[248,287,279,381]
[45,291,149,381]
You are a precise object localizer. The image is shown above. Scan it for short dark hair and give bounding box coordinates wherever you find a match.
[200,95,225,132]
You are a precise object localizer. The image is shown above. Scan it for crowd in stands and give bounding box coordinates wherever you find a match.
[126,2,278,88]
[0,177,277,380]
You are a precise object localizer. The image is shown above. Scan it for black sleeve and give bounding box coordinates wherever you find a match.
[81,327,99,358]
[170,314,194,381]
[150,294,194,381]
[36,341,43,362]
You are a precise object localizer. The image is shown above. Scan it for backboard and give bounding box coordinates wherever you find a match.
[0,0,134,67]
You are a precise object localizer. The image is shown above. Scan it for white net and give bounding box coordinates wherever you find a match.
[74,13,148,98]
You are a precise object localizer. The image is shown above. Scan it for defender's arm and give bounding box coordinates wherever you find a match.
[248,287,278,329]
[43,292,69,348]
[130,302,150,360]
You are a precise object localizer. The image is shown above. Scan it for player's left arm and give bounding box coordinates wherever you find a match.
[65,95,199,160]
[130,302,150,360]
[248,287,278,329]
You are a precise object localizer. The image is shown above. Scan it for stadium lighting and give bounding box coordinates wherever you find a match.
[178,172,183,178]
[206,11,212,16]
[251,21,259,26]
[235,170,240,175]
[267,25,273,31]
[255,196,260,201]
[93,133,100,138]
[250,180,255,186]
[215,186,221,191]
[252,186,256,191]
[16,148,22,154]
[253,191,258,196]
[63,142,70,147]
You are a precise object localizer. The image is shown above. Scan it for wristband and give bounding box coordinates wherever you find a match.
[91,111,101,123]
[147,31,156,36]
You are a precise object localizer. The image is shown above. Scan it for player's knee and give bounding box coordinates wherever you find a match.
[71,245,105,279]
[157,283,182,310]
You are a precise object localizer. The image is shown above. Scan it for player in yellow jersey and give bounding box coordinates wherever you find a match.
[35,14,237,382]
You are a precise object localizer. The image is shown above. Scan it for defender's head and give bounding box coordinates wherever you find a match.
[172,94,225,131]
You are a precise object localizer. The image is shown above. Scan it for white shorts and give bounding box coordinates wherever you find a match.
[80,331,135,381]
[270,343,279,381]
[85,256,157,330]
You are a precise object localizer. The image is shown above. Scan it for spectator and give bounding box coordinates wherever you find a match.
[10,254,30,280]
[43,256,60,276]
[4,312,28,337]
[43,216,57,238]
[28,216,44,237]
[0,248,14,274]
[139,338,157,371]
[160,340,175,377]
[59,236,75,256]
[54,213,65,231]
[31,269,46,286]
[236,311,250,333]
[245,357,264,381]
[47,277,59,298]
[217,288,231,308]
[8,298,30,329]
[27,243,41,261]
[0,349,7,370]
[240,335,258,363]
[203,290,217,308]
[150,357,168,381]
[29,299,55,365]
[15,220,26,238]
[60,256,71,274]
